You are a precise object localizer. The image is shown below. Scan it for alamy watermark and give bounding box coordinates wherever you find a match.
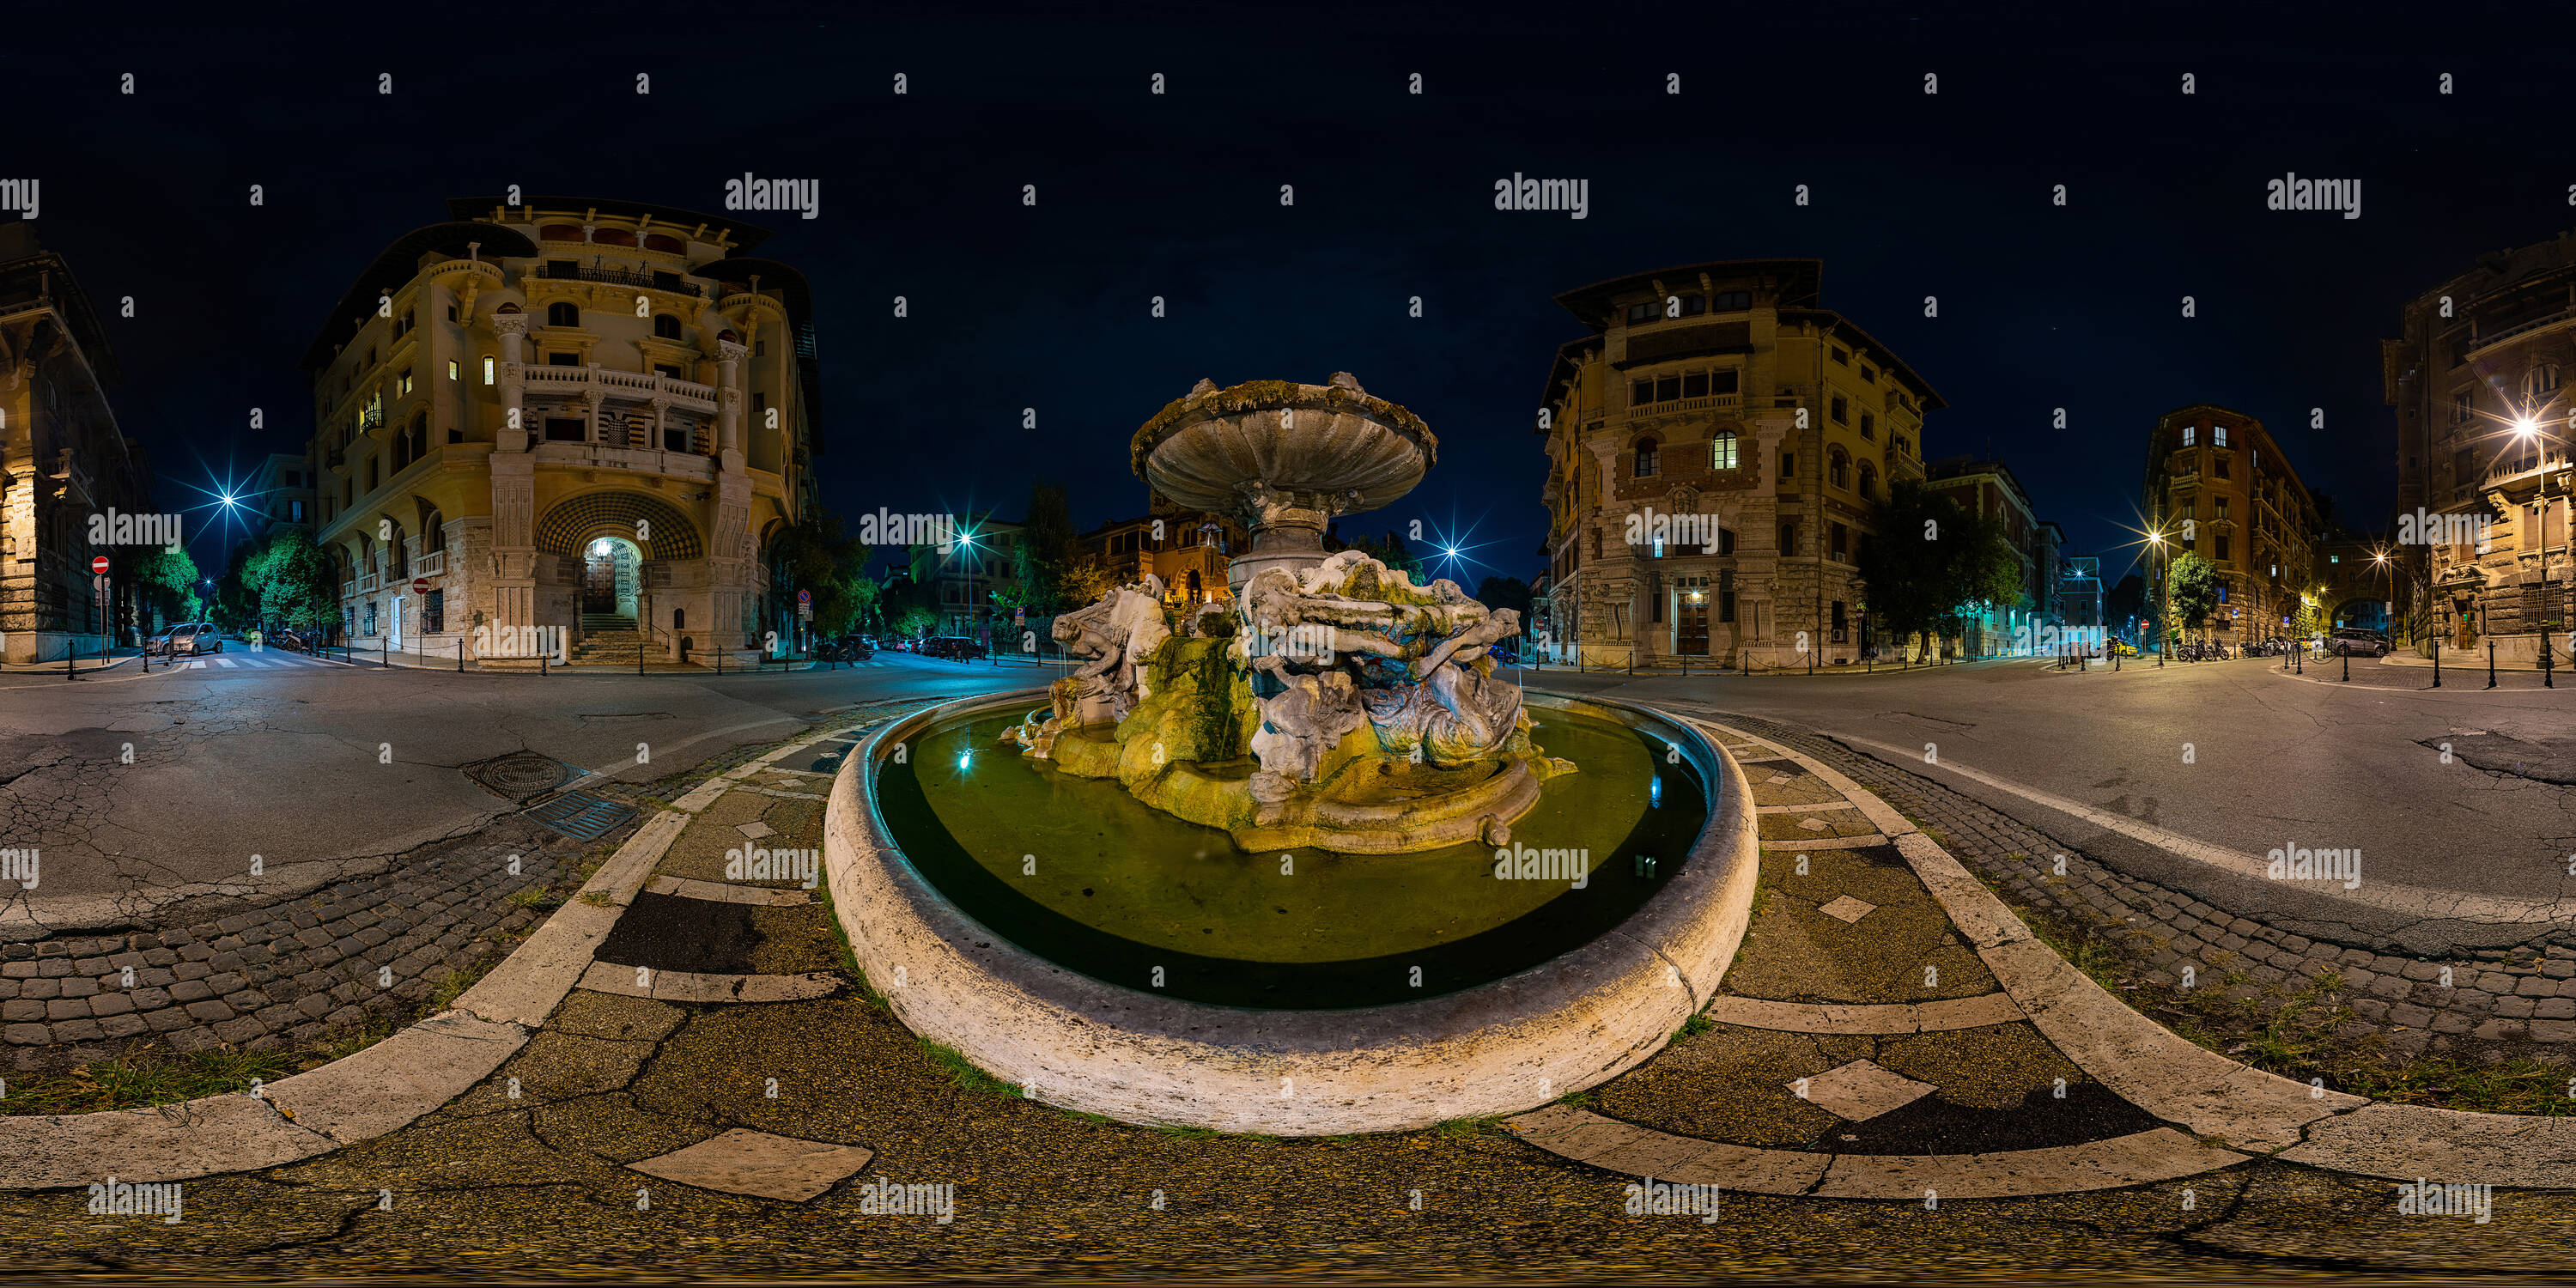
[0,178,36,219]
[2266,172,2360,220]
[726,845,818,890]
[1625,1176,1720,1223]
[0,847,36,890]
[2396,507,2492,546]
[2266,841,2361,890]
[2397,1180,2491,1223]
[1493,843,1589,889]
[1494,172,1589,220]
[88,1177,183,1223]
[857,1177,954,1224]
[88,508,183,548]
[854,508,957,551]
[1624,507,1724,555]
[724,173,819,220]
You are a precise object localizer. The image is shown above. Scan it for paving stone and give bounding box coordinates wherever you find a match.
[628,1129,875,1202]
[3,1024,50,1045]
[182,1000,236,1024]
[1795,1060,1935,1121]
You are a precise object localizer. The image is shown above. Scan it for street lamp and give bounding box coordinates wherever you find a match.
[2149,529,2168,666]
[957,530,978,646]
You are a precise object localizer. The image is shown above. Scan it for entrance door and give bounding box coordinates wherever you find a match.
[583,552,618,612]
[390,598,404,650]
[1677,594,1710,656]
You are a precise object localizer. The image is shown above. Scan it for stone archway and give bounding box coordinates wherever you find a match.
[580,535,644,617]
[534,489,705,562]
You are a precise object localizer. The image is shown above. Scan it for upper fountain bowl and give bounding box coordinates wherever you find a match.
[1133,374,1438,591]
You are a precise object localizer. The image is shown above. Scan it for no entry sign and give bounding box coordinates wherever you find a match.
[412,578,430,594]
[91,556,110,574]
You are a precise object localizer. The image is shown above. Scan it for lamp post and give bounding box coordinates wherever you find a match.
[2149,530,2168,667]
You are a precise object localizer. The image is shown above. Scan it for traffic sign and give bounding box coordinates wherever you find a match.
[411,578,430,594]
[799,603,812,620]
[90,556,110,575]
[797,589,811,606]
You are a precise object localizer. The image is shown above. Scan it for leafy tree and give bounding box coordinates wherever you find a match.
[1016,482,1093,611]
[117,545,201,630]
[1346,530,1424,579]
[768,516,874,637]
[2167,552,2222,641]
[247,529,338,635]
[1057,552,1119,606]
[1855,480,1971,658]
[1951,513,2029,619]
[1473,575,1534,635]
[892,604,938,636]
[213,536,267,630]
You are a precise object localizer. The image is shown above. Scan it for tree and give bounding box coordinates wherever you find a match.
[1855,480,1971,659]
[1950,513,2028,628]
[768,516,874,637]
[1017,481,1092,611]
[1473,575,1534,636]
[212,535,268,631]
[1346,530,1424,579]
[2167,552,2222,641]
[1057,552,1119,606]
[247,529,339,635]
[119,545,201,630]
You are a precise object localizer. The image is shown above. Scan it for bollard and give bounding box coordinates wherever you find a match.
[65,641,76,680]
[381,635,388,669]
[458,639,464,672]
[2548,640,2557,690]
[2432,637,2441,688]
[640,640,646,677]
[2488,641,2497,690]
[2342,646,2349,682]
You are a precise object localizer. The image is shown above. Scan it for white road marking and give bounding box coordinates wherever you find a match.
[1829,732,2569,927]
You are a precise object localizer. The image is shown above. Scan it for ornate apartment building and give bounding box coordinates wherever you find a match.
[2385,232,2575,661]
[301,197,819,665]
[1086,495,1244,608]
[2142,404,2322,646]
[1537,259,1941,669]
[1,225,155,662]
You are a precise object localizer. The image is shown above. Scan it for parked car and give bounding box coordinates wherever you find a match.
[921,635,988,660]
[2108,639,2138,657]
[816,635,875,663]
[160,623,222,656]
[2328,629,2390,658]
[145,626,184,657]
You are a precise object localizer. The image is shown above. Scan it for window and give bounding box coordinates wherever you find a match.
[1782,449,1795,479]
[1626,302,1656,324]
[2216,534,2231,561]
[1828,448,1850,489]
[289,500,305,524]
[654,364,682,378]
[545,259,579,279]
[653,314,683,340]
[754,339,767,357]
[751,392,768,422]
[1673,294,1706,317]
[1719,570,1736,623]
[2215,457,2230,478]
[1655,375,1680,402]
[1710,368,1739,394]
[1894,434,1911,457]
[483,356,495,385]
[1682,372,1708,398]
[1859,411,1875,440]
[548,352,579,367]
[424,589,444,634]
[447,306,458,322]
[1631,378,1654,406]
[1860,366,1876,384]
[546,302,580,328]
[540,225,583,242]
[1830,346,1850,365]
[398,371,414,396]
[447,359,459,381]
[2528,364,2564,400]
[1711,290,1751,311]
[1831,599,1847,641]
[366,458,378,492]
[2451,391,2474,424]
[1857,463,1877,499]
[2184,424,2197,446]
[2215,498,2229,519]
[1779,521,1797,556]
[2215,424,2229,447]
[646,234,684,253]
[1831,523,1849,560]
[1633,437,1659,477]
[545,416,586,442]
[1710,429,1739,471]
[1831,395,1849,424]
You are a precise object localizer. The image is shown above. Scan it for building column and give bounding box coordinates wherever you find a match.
[710,337,753,648]
[487,311,538,653]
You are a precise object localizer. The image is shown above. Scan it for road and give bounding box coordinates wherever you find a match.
[0,644,1054,940]
[1522,653,2576,952]
[5,643,2569,953]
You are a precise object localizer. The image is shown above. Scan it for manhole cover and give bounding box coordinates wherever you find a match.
[526,790,638,841]
[465,752,580,801]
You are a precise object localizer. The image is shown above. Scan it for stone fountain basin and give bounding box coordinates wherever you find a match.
[822,688,1760,1136]
[1139,404,1429,517]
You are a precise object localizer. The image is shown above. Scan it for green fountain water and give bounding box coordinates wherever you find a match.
[876,705,1707,1008]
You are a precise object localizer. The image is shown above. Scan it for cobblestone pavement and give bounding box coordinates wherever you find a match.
[1,816,589,1073]
[1668,701,2576,1067]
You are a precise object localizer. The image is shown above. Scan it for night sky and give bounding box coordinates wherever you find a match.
[12,3,2572,588]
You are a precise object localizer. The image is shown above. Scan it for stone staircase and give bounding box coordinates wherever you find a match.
[568,613,652,665]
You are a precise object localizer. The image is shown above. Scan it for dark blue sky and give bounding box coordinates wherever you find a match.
[12,2,2571,587]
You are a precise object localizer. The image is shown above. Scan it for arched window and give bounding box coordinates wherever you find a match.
[1857,462,1877,500]
[1710,429,1739,471]
[1829,447,1850,490]
[645,234,684,253]
[546,301,580,328]
[1633,437,1659,477]
[653,313,683,340]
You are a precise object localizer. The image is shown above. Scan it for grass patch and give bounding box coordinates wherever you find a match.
[0,1048,303,1116]
[1156,1124,1220,1140]
[1433,1114,1510,1139]
[1669,1012,1716,1046]
[919,1039,1018,1097]
[503,884,559,910]
[577,890,615,908]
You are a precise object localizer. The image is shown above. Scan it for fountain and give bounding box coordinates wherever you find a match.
[1003,374,1573,854]
[823,375,1762,1134]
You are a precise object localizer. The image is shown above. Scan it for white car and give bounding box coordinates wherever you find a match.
[173,623,223,655]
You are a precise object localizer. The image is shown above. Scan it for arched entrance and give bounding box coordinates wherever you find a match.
[583,536,642,617]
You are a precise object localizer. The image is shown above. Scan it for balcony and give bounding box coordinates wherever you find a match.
[1623,393,1741,421]
[521,365,718,412]
[2466,306,2575,359]
[358,573,380,593]
[416,550,446,580]
[539,262,702,297]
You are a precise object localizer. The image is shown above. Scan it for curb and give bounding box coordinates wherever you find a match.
[1507,714,2576,1195]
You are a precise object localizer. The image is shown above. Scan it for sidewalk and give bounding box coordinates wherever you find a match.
[0,647,142,673]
